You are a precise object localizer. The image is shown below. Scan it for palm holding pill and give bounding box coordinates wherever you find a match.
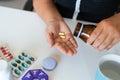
[45,20,78,56]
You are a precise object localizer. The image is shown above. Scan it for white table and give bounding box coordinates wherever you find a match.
[0,6,120,80]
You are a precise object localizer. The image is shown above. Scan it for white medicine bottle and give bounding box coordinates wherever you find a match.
[0,60,13,80]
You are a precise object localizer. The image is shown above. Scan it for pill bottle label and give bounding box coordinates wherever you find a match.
[74,22,96,42]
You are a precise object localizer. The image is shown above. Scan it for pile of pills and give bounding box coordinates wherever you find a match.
[10,52,35,77]
[22,69,48,80]
[0,45,13,61]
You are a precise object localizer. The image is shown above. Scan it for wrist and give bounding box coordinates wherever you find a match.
[46,18,64,25]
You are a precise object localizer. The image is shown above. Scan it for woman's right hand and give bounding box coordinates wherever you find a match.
[45,20,78,56]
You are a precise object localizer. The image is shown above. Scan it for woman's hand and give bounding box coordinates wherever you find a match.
[45,20,78,56]
[87,13,120,51]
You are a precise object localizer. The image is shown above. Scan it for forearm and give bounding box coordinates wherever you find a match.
[104,13,120,28]
[33,0,63,25]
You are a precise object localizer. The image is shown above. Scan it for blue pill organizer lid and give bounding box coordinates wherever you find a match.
[41,57,57,71]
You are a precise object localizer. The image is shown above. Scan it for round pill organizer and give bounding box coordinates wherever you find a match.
[41,57,57,71]
[10,52,36,78]
[22,69,48,80]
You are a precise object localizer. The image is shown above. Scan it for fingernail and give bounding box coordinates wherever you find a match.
[70,53,74,56]
[49,44,53,47]
[86,42,90,45]
[87,40,92,45]
[105,48,110,51]
[98,48,103,51]
[92,44,96,48]
[75,44,78,48]
[98,47,104,51]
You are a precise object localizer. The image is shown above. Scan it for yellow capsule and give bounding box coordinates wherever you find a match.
[59,35,66,39]
[58,32,65,36]
[58,32,66,39]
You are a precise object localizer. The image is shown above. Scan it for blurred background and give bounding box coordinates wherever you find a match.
[0,0,29,10]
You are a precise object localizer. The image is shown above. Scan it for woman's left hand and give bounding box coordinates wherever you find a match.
[87,13,120,51]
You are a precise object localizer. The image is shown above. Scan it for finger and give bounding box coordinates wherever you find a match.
[87,24,103,45]
[92,31,108,48]
[54,41,69,54]
[106,42,115,50]
[45,30,55,47]
[70,38,78,48]
[66,33,78,48]
[66,40,77,56]
[97,35,113,51]
[106,39,120,50]
[54,40,76,56]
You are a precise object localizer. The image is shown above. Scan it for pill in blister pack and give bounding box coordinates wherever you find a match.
[10,52,36,78]
[0,44,13,61]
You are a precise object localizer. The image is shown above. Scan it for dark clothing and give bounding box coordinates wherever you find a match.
[24,0,33,11]
[55,0,120,22]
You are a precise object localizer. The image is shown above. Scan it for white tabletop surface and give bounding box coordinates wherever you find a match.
[0,6,120,80]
